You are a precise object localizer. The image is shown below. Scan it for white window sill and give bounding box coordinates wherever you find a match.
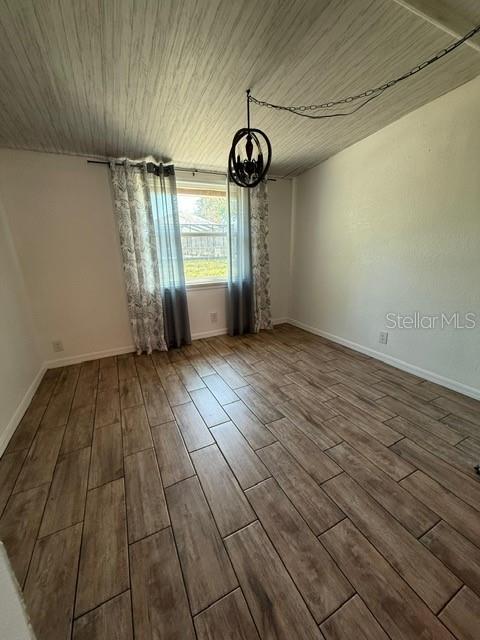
[186,281,228,291]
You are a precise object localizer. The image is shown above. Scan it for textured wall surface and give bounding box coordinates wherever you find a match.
[290,75,480,391]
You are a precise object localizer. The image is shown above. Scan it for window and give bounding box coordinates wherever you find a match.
[177,177,228,285]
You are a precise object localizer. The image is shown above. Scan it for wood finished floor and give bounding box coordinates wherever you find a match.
[1,324,480,640]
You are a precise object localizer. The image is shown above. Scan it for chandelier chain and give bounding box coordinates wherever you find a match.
[249,24,480,119]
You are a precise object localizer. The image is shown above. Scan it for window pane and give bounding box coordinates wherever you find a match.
[178,183,228,283]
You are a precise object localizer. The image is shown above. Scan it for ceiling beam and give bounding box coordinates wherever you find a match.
[393,0,480,53]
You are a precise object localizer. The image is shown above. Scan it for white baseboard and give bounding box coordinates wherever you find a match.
[192,319,293,338]
[0,364,46,456]
[191,328,228,340]
[287,318,480,401]
[44,345,136,368]
[43,323,287,365]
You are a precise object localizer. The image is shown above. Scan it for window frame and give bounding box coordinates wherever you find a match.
[176,171,229,288]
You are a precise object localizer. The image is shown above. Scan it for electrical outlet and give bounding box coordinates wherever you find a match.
[379,331,388,345]
[209,311,218,324]
[52,340,64,352]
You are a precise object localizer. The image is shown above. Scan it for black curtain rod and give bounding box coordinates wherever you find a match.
[88,159,175,168]
[87,159,223,175]
[87,159,175,176]
[87,159,276,181]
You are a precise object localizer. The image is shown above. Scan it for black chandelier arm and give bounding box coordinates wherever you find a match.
[249,23,480,117]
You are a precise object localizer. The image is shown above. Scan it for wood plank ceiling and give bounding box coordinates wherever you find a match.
[0,0,479,176]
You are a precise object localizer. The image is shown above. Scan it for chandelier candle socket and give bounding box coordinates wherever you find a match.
[228,89,272,188]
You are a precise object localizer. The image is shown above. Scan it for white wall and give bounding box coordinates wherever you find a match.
[0,193,42,449]
[186,284,228,338]
[0,150,292,363]
[290,75,480,394]
[0,152,133,363]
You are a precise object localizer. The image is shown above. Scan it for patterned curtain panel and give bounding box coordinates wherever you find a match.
[110,160,191,353]
[226,179,272,336]
[249,180,273,332]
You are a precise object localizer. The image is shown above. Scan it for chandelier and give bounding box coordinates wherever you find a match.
[228,89,272,188]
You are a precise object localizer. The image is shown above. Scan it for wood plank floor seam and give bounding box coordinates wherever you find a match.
[243,461,346,538]
[124,523,171,547]
[394,431,480,482]
[70,373,98,633]
[1,326,479,639]
[72,586,130,617]
[189,584,241,618]
[319,593,391,640]
[245,478,354,624]
[322,473,462,613]
[148,412,241,632]
[435,583,466,619]
[202,540,260,637]
[324,443,440,539]
[415,519,442,541]
[130,504,190,637]
[237,469,357,626]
